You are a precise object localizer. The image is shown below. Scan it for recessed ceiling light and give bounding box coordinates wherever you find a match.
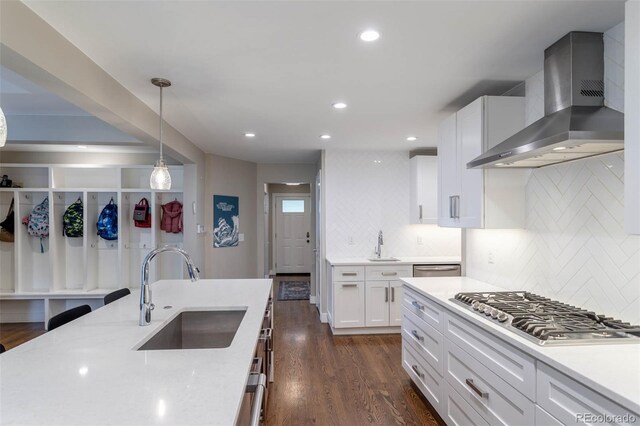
[320,134,332,139]
[332,102,347,109]
[553,146,566,151]
[244,133,256,138]
[76,145,88,149]
[495,163,504,166]
[359,30,380,42]
[406,136,418,142]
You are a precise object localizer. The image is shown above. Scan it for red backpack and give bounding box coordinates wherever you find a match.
[133,198,151,228]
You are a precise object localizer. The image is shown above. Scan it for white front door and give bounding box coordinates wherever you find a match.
[275,195,311,274]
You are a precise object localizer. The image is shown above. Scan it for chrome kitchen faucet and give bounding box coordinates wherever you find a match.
[374,230,384,259]
[139,246,199,326]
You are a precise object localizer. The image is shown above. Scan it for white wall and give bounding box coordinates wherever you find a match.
[324,150,461,259]
[466,22,640,324]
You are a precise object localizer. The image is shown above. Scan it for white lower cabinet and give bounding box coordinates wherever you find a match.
[401,284,640,425]
[365,279,404,327]
[536,363,638,426]
[333,281,365,328]
[443,381,490,426]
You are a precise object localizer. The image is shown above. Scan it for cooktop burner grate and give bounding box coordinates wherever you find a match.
[451,291,640,345]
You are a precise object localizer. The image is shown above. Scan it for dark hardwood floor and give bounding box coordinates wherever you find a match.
[0,278,441,425]
[267,276,441,425]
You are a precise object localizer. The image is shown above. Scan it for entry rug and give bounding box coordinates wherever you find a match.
[277,281,310,301]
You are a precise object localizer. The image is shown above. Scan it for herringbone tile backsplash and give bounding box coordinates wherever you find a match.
[466,22,640,324]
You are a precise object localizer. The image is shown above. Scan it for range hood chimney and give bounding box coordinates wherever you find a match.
[468,31,624,169]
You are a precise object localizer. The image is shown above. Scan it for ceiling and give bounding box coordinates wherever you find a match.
[0,65,154,154]
[22,1,625,163]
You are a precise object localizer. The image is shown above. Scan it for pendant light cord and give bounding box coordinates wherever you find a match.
[159,85,164,161]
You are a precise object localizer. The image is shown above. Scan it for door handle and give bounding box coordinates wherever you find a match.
[385,287,389,302]
[306,231,310,238]
[454,195,460,219]
[414,266,460,272]
[342,283,358,287]
[342,272,357,277]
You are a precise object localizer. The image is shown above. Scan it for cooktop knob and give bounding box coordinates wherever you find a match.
[477,303,486,311]
[497,312,509,322]
[490,308,499,318]
[484,306,492,315]
[471,301,480,310]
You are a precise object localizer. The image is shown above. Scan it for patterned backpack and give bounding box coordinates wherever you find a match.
[63,198,83,237]
[27,197,49,252]
[97,198,118,241]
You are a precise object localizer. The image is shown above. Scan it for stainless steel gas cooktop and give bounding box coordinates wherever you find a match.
[451,291,640,346]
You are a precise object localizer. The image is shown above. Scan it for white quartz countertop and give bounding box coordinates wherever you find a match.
[0,279,272,425]
[401,277,640,415]
[327,256,461,266]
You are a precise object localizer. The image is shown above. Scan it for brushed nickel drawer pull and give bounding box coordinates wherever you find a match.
[391,287,395,302]
[342,272,358,276]
[411,300,424,311]
[411,330,424,342]
[466,378,489,399]
[381,272,398,276]
[342,283,358,287]
[385,287,389,302]
[411,364,424,378]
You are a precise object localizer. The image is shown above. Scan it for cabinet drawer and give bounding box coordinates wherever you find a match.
[537,363,639,425]
[402,286,444,333]
[444,311,535,400]
[365,265,412,281]
[444,339,535,426]
[402,339,443,414]
[535,405,563,426]
[443,381,490,426]
[332,266,365,282]
[402,306,444,376]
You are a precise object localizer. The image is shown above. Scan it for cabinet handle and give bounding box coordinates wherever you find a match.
[419,204,423,220]
[391,287,395,302]
[414,266,459,272]
[411,364,424,379]
[454,195,461,219]
[411,300,424,311]
[342,283,358,287]
[411,329,424,342]
[381,272,397,276]
[465,378,489,399]
[385,287,389,302]
[342,272,357,277]
[449,196,454,218]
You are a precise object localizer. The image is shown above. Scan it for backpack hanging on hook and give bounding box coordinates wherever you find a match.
[97,198,118,241]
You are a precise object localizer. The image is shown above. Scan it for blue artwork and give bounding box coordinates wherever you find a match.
[213,195,239,248]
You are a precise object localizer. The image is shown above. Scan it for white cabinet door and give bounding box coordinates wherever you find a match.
[437,112,460,227]
[456,98,484,228]
[410,156,438,224]
[333,281,365,328]
[389,280,403,326]
[365,281,389,327]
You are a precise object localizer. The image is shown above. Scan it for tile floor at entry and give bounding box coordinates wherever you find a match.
[0,276,441,425]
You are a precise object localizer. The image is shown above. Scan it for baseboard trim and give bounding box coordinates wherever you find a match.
[330,326,400,336]
[319,312,329,323]
[310,295,316,304]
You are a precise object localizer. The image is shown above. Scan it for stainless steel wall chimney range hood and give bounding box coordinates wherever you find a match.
[468,32,624,169]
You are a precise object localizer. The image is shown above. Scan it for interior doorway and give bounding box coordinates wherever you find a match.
[273,194,311,274]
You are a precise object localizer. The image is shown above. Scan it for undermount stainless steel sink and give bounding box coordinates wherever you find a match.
[367,257,400,262]
[137,309,246,351]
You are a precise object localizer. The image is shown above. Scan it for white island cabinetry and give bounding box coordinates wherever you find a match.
[401,277,640,425]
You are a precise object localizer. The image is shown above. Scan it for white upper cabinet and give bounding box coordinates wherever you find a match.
[410,155,438,224]
[437,96,527,229]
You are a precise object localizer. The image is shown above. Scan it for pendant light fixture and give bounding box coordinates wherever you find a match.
[0,107,7,147]
[149,77,172,190]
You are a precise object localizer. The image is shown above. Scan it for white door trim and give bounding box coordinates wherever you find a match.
[271,192,311,274]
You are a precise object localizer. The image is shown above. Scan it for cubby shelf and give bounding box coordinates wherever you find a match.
[0,164,185,325]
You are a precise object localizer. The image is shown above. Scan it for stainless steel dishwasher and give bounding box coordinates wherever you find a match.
[413,264,461,277]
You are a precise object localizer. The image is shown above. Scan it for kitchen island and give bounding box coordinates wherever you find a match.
[0,278,272,425]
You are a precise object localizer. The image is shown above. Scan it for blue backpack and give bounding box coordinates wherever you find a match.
[96,198,118,241]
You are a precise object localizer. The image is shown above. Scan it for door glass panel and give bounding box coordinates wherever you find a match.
[282,199,305,213]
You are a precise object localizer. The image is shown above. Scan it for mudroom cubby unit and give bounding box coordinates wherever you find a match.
[0,164,186,326]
